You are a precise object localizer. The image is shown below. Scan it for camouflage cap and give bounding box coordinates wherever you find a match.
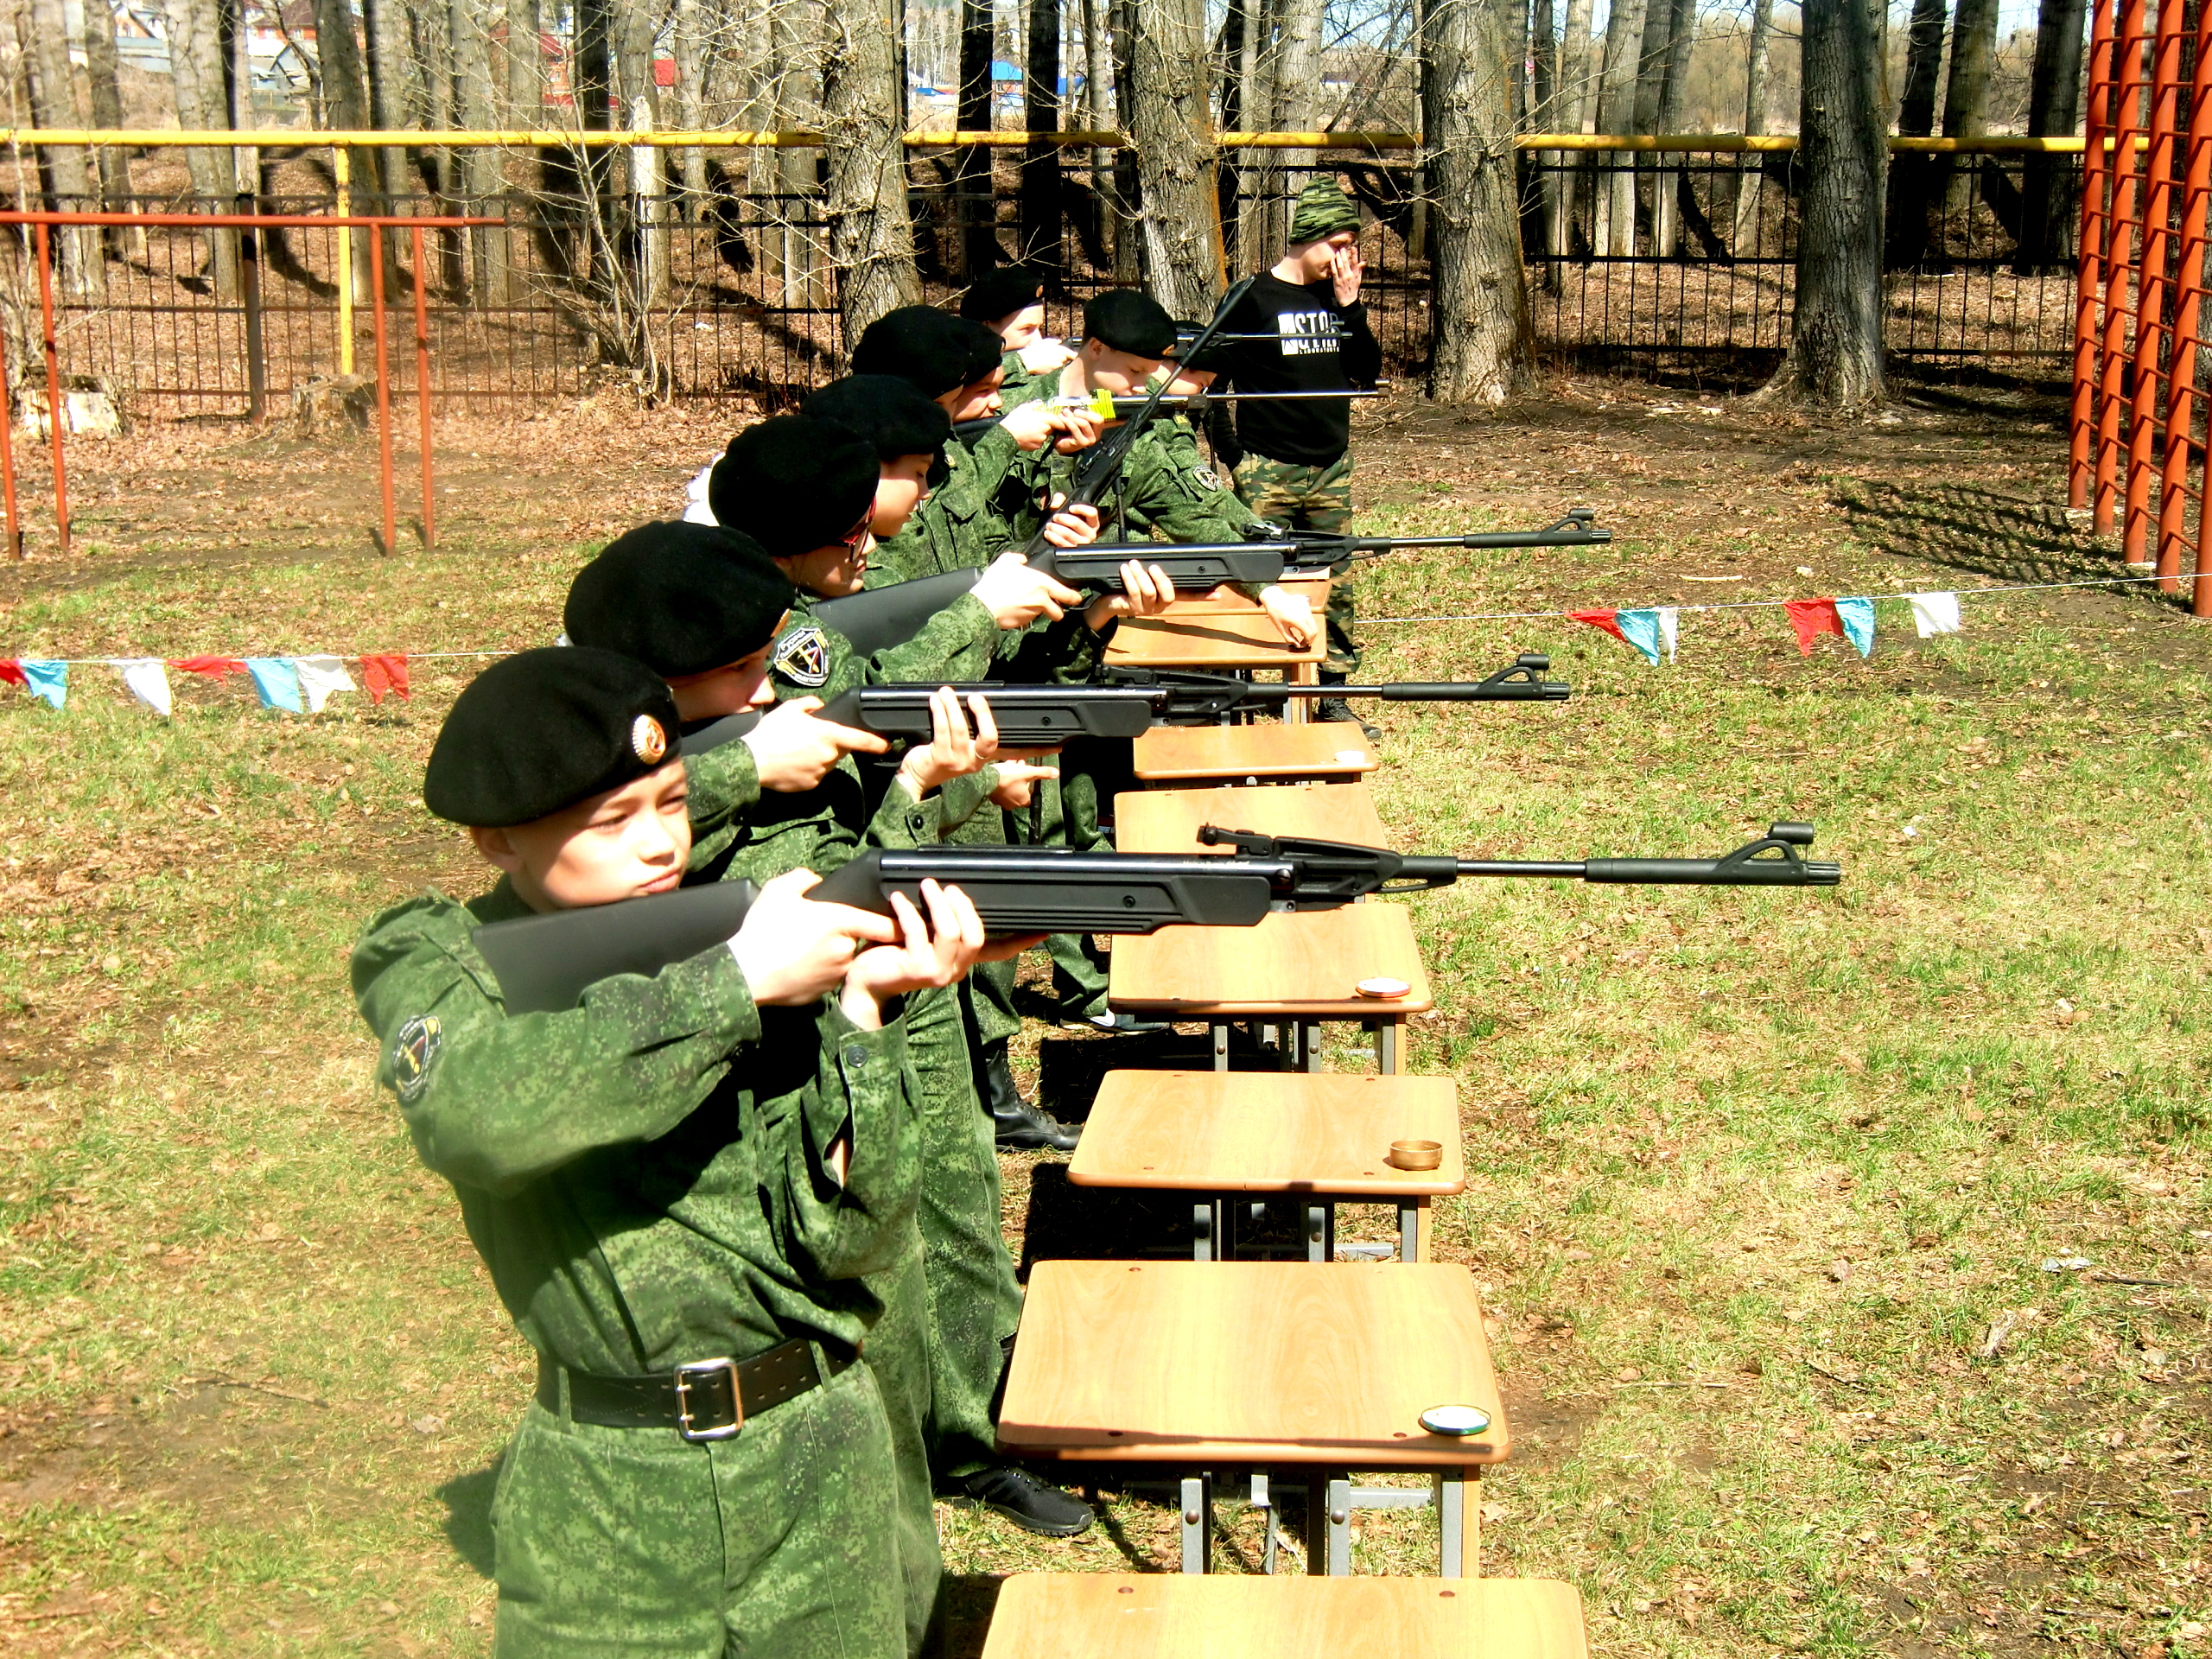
[1288,175,1362,245]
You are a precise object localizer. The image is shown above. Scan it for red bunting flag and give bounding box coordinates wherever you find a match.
[1568,608,1625,642]
[360,654,411,703]
[173,655,247,677]
[0,661,23,689]
[1783,598,1844,656]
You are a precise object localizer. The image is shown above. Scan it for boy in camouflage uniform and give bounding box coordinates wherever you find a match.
[353,645,1001,1657]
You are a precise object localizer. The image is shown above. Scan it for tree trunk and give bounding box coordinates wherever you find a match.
[954,0,998,274]
[25,0,105,296]
[672,0,709,202]
[1590,0,1646,253]
[1109,0,1141,280]
[823,0,925,335]
[1761,0,1886,409]
[1648,0,1694,254]
[772,0,824,308]
[451,0,505,302]
[1885,0,1946,264]
[1022,0,1063,268]
[164,0,238,296]
[575,0,619,296]
[1550,0,1592,276]
[313,0,372,128]
[364,0,413,197]
[83,0,133,223]
[1082,0,1113,265]
[1732,0,1773,252]
[1126,0,1223,315]
[1424,0,1532,404]
[2018,0,2088,270]
[504,0,541,300]
[1217,0,1249,264]
[1265,0,1323,254]
[1936,0,2000,225]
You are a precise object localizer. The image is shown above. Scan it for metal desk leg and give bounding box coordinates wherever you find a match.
[1398,1198,1430,1262]
[1253,1471,1278,1574]
[1321,1472,1353,1575]
[1306,1201,1333,1263]
[1435,1467,1482,1577]
[1377,1018,1399,1074]
[1211,1021,1230,1072]
[1193,1199,1223,1262]
[1300,1020,1324,1073]
[1180,1472,1213,1573]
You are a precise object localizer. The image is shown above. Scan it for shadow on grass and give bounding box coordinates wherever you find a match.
[437,1458,503,1579]
[941,1574,1004,1659]
[1834,475,2171,595]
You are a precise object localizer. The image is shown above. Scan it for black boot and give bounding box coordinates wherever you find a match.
[983,1040,1079,1152]
[1316,671,1382,743]
[959,1464,1096,1536]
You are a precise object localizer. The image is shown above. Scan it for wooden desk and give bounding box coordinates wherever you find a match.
[1071,1071,1463,1262]
[999,1260,1509,1575]
[1114,782,1388,854]
[982,1575,1590,1659]
[1132,721,1378,785]
[1106,579,1330,674]
[1109,906,1431,1072]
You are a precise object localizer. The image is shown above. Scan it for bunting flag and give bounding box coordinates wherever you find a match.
[1834,597,1877,658]
[290,655,357,714]
[0,661,24,689]
[1568,608,1625,643]
[244,658,304,714]
[359,654,410,703]
[1655,607,1680,664]
[1614,608,1664,666]
[1783,598,1845,656]
[20,660,67,709]
[1907,592,1962,637]
[113,658,173,717]
[174,655,246,677]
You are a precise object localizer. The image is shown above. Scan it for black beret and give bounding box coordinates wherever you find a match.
[424,647,683,829]
[803,375,953,464]
[958,267,1048,323]
[563,521,795,679]
[1083,289,1179,359]
[850,305,1005,397]
[706,416,880,560]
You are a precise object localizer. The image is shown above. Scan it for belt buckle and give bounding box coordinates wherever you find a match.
[672,1357,743,1442]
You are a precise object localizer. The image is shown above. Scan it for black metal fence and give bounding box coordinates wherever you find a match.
[0,143,2081,426]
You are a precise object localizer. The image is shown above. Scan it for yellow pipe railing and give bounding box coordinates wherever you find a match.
[0,126,2111,154]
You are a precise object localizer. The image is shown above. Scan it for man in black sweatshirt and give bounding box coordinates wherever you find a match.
[1209,175,1383,733]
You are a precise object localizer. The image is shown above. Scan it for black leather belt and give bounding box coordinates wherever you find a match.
[537,1338,855,1441]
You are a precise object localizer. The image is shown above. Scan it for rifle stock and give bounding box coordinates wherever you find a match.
[472,880,760,1014]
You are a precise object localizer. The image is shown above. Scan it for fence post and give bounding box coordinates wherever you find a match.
[411,226,435,550]
[33,221,69,557]
[335,145,355,378]
[2157,0,2209,592]
[2126,0,2180,567]
[2097,0,2147,537]
[0,315,18,558]
[2074,0,2115,511]
[240,199,267,423]
[371,226,397,557]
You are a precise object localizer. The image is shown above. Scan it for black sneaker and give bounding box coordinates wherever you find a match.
[960,1464,1096,1537]
[1316,697,1382,743]
[1058,1007,1172,1034]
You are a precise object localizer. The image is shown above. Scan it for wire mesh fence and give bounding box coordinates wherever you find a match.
[0,140,2084,429]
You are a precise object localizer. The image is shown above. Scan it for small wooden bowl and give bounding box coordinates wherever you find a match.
[1387,1138,1443,1171]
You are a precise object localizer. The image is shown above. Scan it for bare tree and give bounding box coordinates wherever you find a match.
[1081,0,1116,267]
[1125,0,1223,315]
[823,0,925,333]
[2017,0,2087,270]
[364,0,415,197]
[1590,0,1646,253]
[1548,0,1592,280]
[26,0,104,296]
[82,0,133,223]
[1760,0,1887,409]
[1022,0,1063,267]
[163,0,239,296]
[1885,0,1946,265]
[1732,0,1775,252]
[953,0,996,273]
[1264,0,1325,255]
[1936,0,2000,218]
[1423,0,1530,404]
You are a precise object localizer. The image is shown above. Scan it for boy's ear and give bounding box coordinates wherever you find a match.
[469,823,524,875]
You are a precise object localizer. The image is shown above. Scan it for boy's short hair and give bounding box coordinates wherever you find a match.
[803,375,954,465]
[850,306,1006,397]
[707,416,880,556]
[1082,289,1178,359]
[563,522,795,678]
[424,648,683,828]
[958,267,1047,325]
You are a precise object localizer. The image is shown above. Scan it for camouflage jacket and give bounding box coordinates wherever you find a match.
[350,875,920,1372]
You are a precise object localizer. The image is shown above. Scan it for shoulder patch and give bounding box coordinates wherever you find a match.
[1193,466,1224,493]
[391,1014,442,1104]
[773,623,832,688]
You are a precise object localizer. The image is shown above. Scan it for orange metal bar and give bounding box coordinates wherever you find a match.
[410,226,435,550]
[370,228,397,557]
[2126,0,2183,565]
[2075,0,2118,510]
[32,222,69,558]
[0,304,17,559]
[2098,0,2149,532]
[2159,0,2212,591]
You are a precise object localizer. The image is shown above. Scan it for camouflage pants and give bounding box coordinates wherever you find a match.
[490,1361,907,1659]
[906,982,1023,1484]
[1002,762,1114,1015]
[858,1230,948,1656]
[1233,451,1360,674]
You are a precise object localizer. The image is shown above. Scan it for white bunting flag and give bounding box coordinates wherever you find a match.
[112,658,173,717]
[1655,607,1680,664]
[1905,592,1962,638]
[289,654,357,714]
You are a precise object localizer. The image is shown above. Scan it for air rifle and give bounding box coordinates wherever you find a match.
[807,657,1566,747]
[471,823,1840,1010]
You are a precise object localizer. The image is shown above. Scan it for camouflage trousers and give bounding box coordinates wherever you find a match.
[1233,450,1360,674]
[490,1360,907,1659]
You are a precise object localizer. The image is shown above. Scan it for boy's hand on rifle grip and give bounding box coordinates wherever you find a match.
[743,697,889,792]
[729,869,900,1007]
[970,552,1082,630]
[1086,561,1177,631]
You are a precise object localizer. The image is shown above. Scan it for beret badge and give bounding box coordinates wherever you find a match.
[631,714,669,765]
